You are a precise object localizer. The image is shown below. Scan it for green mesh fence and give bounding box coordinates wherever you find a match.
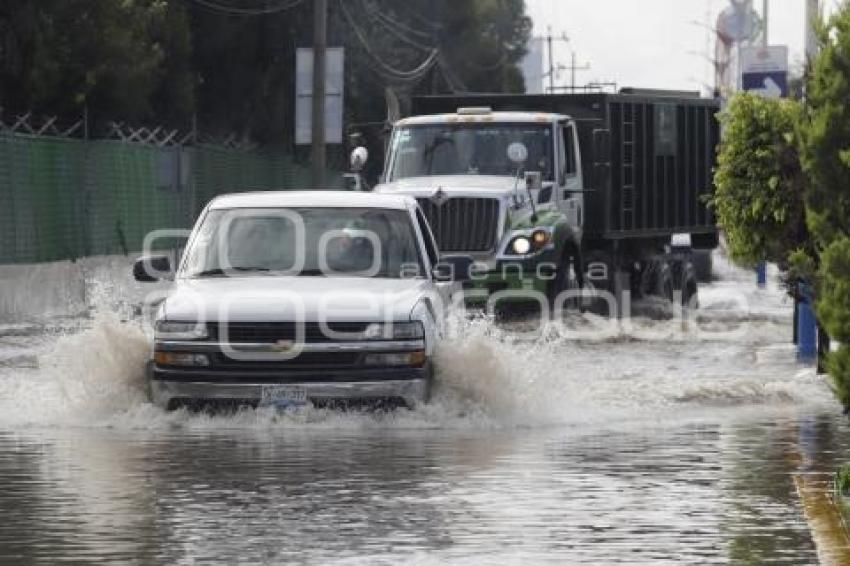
[0,132,337,265]
[0,133,87,264]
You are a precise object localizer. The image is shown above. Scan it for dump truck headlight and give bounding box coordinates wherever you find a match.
[511,237,532,255]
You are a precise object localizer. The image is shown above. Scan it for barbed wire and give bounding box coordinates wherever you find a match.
[0,112,85,138]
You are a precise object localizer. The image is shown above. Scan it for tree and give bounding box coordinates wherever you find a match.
[712,92,808,267]
[1,0,533,145]
[817,237,850,407]
[0,0,194,129]
[800,7,850,248]
[799,4,850,410]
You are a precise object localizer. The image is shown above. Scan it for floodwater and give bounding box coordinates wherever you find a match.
[0,254,848,564]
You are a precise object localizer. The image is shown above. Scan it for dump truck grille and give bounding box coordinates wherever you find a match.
[416,197,501,252]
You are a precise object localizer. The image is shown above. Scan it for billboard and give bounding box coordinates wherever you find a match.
[295,47,344,145]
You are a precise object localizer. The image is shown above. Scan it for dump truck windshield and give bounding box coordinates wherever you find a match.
[387,123,553,182]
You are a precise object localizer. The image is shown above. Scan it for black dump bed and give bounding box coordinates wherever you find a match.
[412,92,720,243]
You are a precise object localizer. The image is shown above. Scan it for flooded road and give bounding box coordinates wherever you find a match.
[0,254,848,563]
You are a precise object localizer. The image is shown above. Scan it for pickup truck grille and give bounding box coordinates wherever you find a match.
[416,197,500,252]
[210,322,370,343]
[211,351,361,369]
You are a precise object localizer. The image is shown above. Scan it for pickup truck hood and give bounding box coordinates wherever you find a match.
[162,276,430,323]
[376,175,518,198]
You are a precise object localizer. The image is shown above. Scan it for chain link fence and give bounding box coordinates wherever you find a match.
[0,116,343,265]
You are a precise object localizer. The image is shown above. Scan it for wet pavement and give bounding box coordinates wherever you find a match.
[0,254,848,564]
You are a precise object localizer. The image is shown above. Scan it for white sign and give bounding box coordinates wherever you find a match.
[295,47,344,145]
[740,45,789,98]
[740,45,788,74]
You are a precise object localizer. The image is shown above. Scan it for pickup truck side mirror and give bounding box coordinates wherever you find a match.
[433,256,474,282]
[350,146,368,172]
[133,255,173,282]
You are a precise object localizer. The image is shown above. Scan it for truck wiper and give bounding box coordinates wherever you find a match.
[192,267,272,277]
[296,269,327,276]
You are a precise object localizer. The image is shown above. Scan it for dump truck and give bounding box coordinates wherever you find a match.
[350,90,721,314]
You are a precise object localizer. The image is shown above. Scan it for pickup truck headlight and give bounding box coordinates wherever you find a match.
[155,321,209,341]
[154,351,210,367]
[363,321,424,340]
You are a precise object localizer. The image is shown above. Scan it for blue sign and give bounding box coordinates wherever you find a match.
[742,71,788,98]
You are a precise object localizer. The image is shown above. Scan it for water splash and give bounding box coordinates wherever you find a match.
[0,251,836,430]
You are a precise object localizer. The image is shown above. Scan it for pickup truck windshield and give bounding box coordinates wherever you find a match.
[387,123,553,182]
[182,207,424,279]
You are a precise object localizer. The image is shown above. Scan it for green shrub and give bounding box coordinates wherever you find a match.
[838,464,850,491]
[817,237,850,345]
[713,92,808,267]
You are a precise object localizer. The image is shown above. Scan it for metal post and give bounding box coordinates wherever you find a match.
[797,300,818,363]
[756,260,766,288]
[547,27,554,93]
[571,52,576,90]
[762,0,769,46]
[311,0,327,189]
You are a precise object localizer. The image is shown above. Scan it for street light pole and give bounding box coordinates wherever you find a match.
[311,0,327,189]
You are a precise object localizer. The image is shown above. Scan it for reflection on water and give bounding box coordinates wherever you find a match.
[0,415,846,564]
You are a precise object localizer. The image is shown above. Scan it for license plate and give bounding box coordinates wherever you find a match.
[260,385,309,408]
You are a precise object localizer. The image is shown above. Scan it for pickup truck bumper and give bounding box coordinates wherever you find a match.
[462,250,559,303]
[150,366,430,410]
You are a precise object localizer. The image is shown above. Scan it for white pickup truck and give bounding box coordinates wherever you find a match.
[133,191,471,410]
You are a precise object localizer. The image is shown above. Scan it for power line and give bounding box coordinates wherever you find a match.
[393,3,441,33]
[357,0,436,53]
[437,51,467,93]
[340,0,438,82]
[374,11,436,52]
[187,0,307,16]
[372,4,435,43]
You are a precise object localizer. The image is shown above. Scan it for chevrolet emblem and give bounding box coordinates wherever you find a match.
[271,339,295,352]
[430,187,449,207]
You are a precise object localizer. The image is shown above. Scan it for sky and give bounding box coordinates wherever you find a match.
[524,0,840,93]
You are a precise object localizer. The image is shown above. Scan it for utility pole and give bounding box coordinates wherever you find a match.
[805,0,819,64]
[569,52,591,90]
[311,0,327,188]
[543,27,569,93]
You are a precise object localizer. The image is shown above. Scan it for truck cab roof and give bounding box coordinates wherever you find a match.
[208,190,415,211]
[396,110,568,127]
